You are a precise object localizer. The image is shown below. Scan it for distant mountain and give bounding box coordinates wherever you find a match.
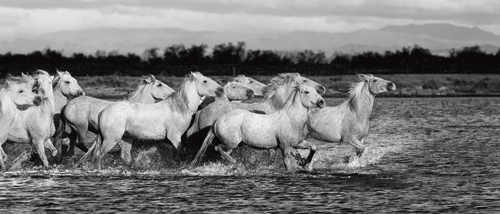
[380,23,500,42]
[0,23,499,57]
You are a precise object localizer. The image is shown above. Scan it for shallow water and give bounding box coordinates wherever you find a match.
[1,97,500,213]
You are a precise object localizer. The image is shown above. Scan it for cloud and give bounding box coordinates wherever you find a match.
[0,0,500,41]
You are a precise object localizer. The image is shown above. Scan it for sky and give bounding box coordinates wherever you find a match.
[1,0,499,41]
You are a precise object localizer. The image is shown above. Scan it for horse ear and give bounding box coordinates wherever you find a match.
[141,76,152,84]
[357,74,367,81]
[216,79,228,85]
[149,74,156,82]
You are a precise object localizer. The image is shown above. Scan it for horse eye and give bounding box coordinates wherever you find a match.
[65,81,70,84]
[303,80,307,82]
[203,80,208,83]
[249,80,254,83]
[157,84,162,87]
[305,91,309,94]
[232,85,236,88]
[19,90,24,93]
[373,79,377,82]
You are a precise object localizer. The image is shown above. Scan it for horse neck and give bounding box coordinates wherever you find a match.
[0,90,15,119]
[40,85,56,114]
[347,82,374,121]
[282,89,309,128]
[216,95,229,101]
[163,81,201,115]
[52,83,68,114]
[126,84,155,103]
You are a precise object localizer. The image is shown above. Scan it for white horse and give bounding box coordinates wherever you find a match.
[299,74,396,169]
[0,78,43,170]
[58,75,174,159]
[50,69,85,115]
[197,80,256,110]
[189,83,325,171]
[183,73,325,161]
[0,71,57,169]
[76,72,223,170]
[231,75,267,96]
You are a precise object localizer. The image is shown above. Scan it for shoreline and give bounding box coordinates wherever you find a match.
[88,93,500,100]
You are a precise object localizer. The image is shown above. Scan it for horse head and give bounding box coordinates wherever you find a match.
[232,75,267,96]
[32,70,54,98]
[55,69,85,98]
[358,74,396,95]
[142,74,175,100]
[293,73,326,95]
[223,81,255,100]
[191,72,224,97]
[297,84,325,109]
[4,78,42,109]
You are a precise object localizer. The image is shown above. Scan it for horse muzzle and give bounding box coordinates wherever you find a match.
[386,82,396,91]
[316,98,326,108]
[215,87,225,97]
[246,89,255,99]
[75,90,85,97]
[33,96,42,106]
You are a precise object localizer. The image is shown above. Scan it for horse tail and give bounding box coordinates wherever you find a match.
[187,127,216,168]
[74,133,100,168]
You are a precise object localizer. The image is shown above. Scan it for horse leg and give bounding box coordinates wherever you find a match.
[281,146,299,172]
[33,139,50,168]
[292,140,318,170]
[119,138,133,164]
[75,129,89,153]
[0,144,6,171]
[94,137,120,171]
[62,130,77,158]
[44,139,58,157]
[214,146,237,166]
[347,137,366,157]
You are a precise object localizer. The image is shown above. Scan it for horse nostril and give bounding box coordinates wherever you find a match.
[317,99,325,107]
[216,87,224,96]
[34,96,42,106]
[77,91,85,97]
[387,82,396,91]
[247,89,254,97]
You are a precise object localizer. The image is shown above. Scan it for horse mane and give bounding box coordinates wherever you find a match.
[52,75,62,89]
[263,73,299,108]
[346,74,372,111]
[164,73,197,114]
[6,75,31,84]
[282,83,301,109]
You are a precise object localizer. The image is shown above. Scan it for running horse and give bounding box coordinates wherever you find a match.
[58,75,174,160]
[0,71,57,169]
[183,73,325,161]
[300,74,396,169]
[76,72,223,170]
[189,83,325,171]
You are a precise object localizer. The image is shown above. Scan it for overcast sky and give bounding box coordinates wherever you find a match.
[1,0,499,40]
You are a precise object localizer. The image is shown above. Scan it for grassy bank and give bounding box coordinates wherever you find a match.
[75,74,500,98]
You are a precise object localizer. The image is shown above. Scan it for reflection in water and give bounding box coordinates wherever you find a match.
[1,98,499,212]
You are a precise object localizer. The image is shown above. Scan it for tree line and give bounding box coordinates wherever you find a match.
[0,42,499,77]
